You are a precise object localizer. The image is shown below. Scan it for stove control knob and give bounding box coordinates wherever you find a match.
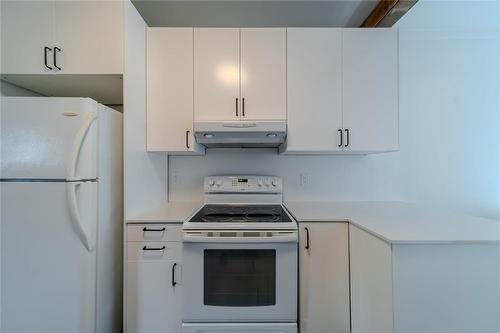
[216,180,222,187]
[265,180,270,187]
[271,180,278,187]
[208,180,215,187]
[257,179,263,187]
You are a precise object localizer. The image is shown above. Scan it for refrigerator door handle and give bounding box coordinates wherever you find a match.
[67,182,94,251]
[67,112,97,181]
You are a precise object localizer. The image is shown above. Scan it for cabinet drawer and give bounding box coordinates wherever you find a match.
[127,224,182,242]
[127,242,182,261]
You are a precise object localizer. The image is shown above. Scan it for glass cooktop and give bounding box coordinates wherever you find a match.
[189,205,292,223]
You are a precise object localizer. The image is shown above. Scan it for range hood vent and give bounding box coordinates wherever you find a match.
[194,121,286,148]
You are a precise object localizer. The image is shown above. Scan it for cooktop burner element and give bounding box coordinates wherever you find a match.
[190,205,292,223]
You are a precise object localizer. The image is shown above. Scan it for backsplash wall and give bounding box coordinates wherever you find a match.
[168,150,403,203]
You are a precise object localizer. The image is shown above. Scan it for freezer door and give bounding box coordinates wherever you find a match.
[1,181,98,332]
[1,97,98,180]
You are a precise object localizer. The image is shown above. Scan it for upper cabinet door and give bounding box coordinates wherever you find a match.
[194,28,240,122]
[146,28,203,154]
[0,1,54,74]
[284,28,343,153]
[342,28,399,152]
[53,0,123,74]
[240,28,286,121]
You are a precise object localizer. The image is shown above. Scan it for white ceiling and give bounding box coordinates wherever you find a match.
[132,0,380,27]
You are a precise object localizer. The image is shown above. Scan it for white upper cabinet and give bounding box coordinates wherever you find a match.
[342,28,399,152]
[53,0,123,74]
[283,28,398,154]
[147,28,204,154]
[0,1,54,74]
[0,0,123,75]
[284,28,343,153]
[194,28,240,122]
[194,28,286,122]
[240,28,286,121]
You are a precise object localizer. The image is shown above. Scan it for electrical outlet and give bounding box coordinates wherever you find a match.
[171,172,180,185]
[299,173,309,187]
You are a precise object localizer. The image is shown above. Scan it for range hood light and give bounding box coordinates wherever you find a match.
[204,133,214,138]
[267,133,277,138]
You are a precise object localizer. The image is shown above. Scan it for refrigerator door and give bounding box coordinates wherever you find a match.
[1,97,98,180]
[1,181,98,332]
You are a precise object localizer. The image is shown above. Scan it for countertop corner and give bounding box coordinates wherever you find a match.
[284,201,500,244]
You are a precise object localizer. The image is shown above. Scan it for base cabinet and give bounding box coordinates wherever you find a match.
[349,225,393,333]
[299,223,350,333]
[349,225,500,333]
[125,225,183,333]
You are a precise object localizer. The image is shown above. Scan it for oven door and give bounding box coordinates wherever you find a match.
[182,230,298,322]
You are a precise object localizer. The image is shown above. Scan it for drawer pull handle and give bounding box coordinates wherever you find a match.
[143,227,166,232]
[142,246,166,251]
[172,263,178,287]
[304,227,310,250]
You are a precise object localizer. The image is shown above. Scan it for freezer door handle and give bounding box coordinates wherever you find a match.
[67,182,94,251]
[67,112,97,181]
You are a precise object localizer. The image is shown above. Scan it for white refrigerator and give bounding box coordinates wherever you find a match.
[0,97,123,333]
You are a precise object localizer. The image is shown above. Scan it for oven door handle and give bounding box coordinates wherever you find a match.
[182,231,298,243]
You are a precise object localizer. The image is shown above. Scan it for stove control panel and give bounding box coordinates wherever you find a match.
[204,176,282,193]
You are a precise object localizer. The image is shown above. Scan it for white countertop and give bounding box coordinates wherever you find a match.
[126,201,201,223]
[284,201,500,244]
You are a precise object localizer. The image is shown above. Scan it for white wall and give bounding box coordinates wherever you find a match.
[395,0,500,219]
[168,1,500,220]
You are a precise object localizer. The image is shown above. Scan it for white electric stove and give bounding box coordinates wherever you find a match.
[182,176,298,333]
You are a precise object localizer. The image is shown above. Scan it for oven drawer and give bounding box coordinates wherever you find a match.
[127,242,182,261]
[182,323,297,333]
[127,224,182,242]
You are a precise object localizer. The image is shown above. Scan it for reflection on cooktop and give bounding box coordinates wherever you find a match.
[189,205,292,223]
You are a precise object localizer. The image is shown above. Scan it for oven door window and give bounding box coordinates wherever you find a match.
[204,249,276,307]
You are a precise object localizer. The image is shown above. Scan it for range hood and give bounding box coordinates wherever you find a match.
[194,121,286,148]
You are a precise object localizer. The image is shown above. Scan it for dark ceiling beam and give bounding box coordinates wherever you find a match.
[361,0,418,27]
